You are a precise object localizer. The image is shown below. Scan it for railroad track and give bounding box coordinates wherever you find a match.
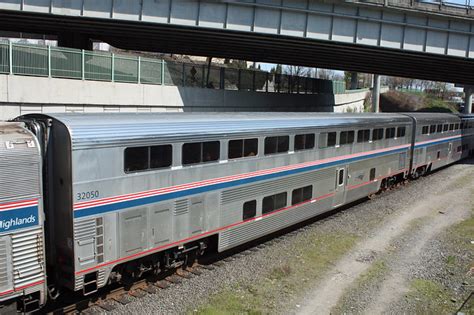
[43,180,410,314]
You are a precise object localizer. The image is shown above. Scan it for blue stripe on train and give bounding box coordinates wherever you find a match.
[414,136,462,149]
[74,146,409,218]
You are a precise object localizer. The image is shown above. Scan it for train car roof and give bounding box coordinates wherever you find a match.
[400,112,460,123]
[19,112,422,149]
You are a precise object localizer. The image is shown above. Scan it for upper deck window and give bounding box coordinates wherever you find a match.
[182,141,220,165]
[422,126,429,135]
[340,131,354,145]
[124,145,172,173]
[295,133,315,151]
[454,123,460,130]
[443,124,449,132]
[385,128,396,139]
[264,136,289,155]
[373,128,384,141]
[437,124,443,133]
[228,138,258,159]
[430,125,436,134]
[357,129,370,143]
[319,132,337,148]
[449,124,455,131]
[397,127,406,138]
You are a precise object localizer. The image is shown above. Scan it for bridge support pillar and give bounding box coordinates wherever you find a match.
[350,72,358,90]
[465,86,473,114]
[58,32,92,50]
[372,74,381,113]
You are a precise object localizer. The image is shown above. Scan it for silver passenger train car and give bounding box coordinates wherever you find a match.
[2,112,471,305]
[0,123,46,313]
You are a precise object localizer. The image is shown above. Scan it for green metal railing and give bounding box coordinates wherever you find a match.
[0,42,347,94]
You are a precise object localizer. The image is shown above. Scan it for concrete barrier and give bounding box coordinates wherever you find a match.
[0,75,375,119]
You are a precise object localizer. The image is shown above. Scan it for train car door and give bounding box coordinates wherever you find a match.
[333,167,346,207]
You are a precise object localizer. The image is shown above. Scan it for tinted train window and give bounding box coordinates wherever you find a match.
[242,200,257,221]
[373,128,384,141]
[455,123,460,130]
[124,147,149,172]
[292,185,313,205]
[449,124,454,131]
[295,133,315,151]
[150,145,173,169]
[422,126,429,135]
[265,136,289,155]
[262,192,287,215]
[385,128,396,139]
[430,125,436,134]
[443,124,449,132]
[182,141,220,165]
[397,127,406,138]
[357,129,370,143]
[340,131,354,145]
[125,145,172,172]
[228,138,258,159]
[437,124,443,133]
[319,132,336,148]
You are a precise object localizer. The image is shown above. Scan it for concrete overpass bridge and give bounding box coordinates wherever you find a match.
[0,0,473,86]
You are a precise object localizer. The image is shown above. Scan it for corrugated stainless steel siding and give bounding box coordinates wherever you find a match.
[25,112,413,149]
[0,237,9,292]
[218,200,331,251]
[11,228,44,289]
[0,144,40,201]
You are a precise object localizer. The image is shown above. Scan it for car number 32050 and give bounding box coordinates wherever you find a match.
[76,190,100,201]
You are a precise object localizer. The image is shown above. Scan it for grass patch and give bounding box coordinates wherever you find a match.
[193,231,358,314]
[406,279,453,314]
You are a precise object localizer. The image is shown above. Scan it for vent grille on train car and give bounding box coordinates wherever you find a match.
[174,199,189,216]
[0,238,9,291]
[0,143,41,202]
[74,218,96,240]
[11,228,44,289]
[220,168,332,205]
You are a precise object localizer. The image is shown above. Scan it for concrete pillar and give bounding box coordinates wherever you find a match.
[372,74,381,113]
[57,33,92,50]
[465,87,473,114]
[350,72,358,90]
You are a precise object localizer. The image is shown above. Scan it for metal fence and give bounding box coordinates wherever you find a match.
[0,42,347,94]
[418,0,473,8]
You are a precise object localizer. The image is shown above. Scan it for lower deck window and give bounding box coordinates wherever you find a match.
[262,192,287,215]
[243,200,257,221]
[291,185,313,205]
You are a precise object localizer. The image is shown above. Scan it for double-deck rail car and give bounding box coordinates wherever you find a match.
[459,114,474,158]
[17,112,415,295]
[406,113,463,176]
[0,123,46,313]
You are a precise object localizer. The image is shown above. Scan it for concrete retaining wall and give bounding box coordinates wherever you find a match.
[0,75,372,120]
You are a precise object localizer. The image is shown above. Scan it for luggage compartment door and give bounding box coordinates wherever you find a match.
[150,203,172,247]
[333,167,346,207]
[120,208,147,256]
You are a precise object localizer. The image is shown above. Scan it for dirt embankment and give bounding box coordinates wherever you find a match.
[380,90,456,113]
